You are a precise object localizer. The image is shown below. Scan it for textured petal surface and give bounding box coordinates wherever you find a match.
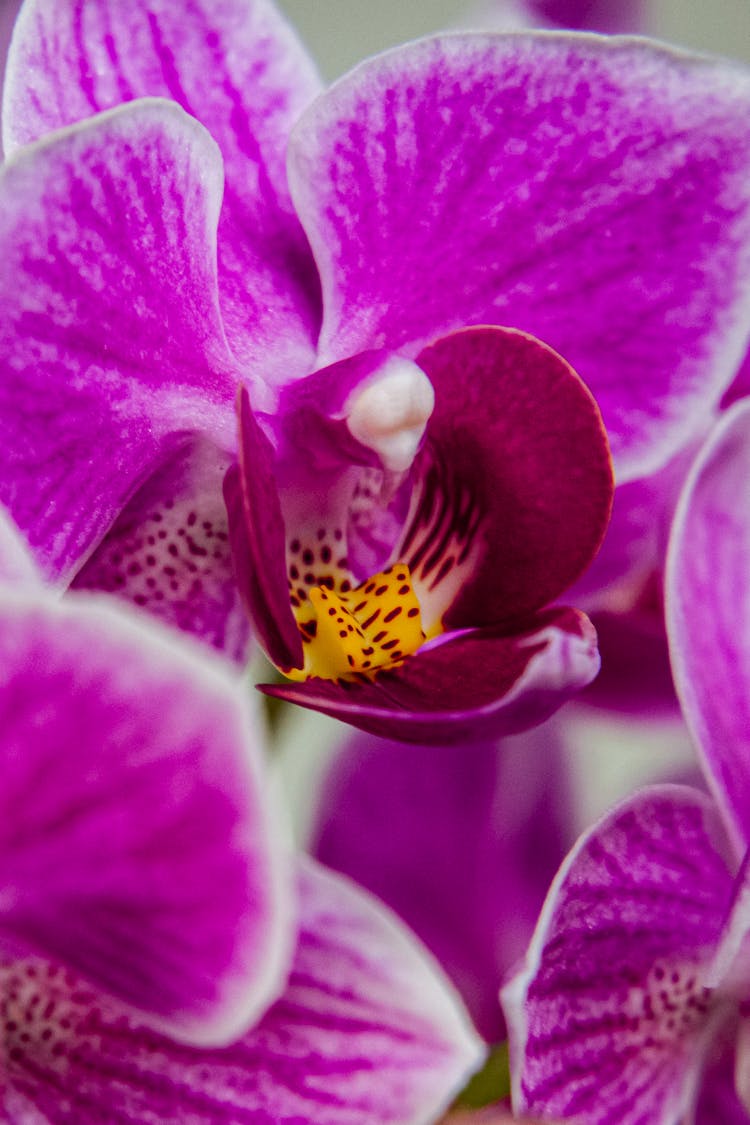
[412,326,612,631]
[503,786,734,1124]
[74,437,250,660]
[312,725,573,1042]
[0,591,289,1047]
[289,34,750,480]
[0,861,484,1124]
[261,607,600,744]
[666,401,750,850]
[0,100,238,583]
[5,0,322,384]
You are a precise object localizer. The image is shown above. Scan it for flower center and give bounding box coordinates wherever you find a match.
[286,563,426,683]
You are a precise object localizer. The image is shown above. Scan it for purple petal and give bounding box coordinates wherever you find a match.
[0,100,239,583]
[528,0,646,32]
[666,401,750,850]
[503,786,734,1124]
[289,35,750,480]
[0,506,41,589]
[261,606,600,744]
[5,0,322,384]
[695,1031,750,1125]
[312,725,573,1042]
[224,388,303,671]
[73,437,250,660]
[580,607,679,716]
[0,590,290,1046]
[412,326,613,631]
[1,861,484,1124]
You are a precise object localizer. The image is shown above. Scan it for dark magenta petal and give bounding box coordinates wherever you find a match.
[666,401,750,850]
[290,35,750,480]
[528,0,646,31]
[5,0,323,385]
[0,590,290,1047]
[503,786,735,1124]
[0,861,483,1123]
[260,607,600,744]
[0,100,238,583]
[695,1034,750,1125]
[224,389,303,671]
[73,437,250,661]
[312,725,573,1042]
[410,326,613,631]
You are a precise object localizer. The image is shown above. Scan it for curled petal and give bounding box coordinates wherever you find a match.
[0,100,238,583]
[0,591,290,1047]
[224,388,303,671]
[260,607,601,744]
[1,861,484,1124]
[290,34,750,479]
[5,0,322,384]
[503,786,735,1124]
[411,326,612,631]
[666,401,750,849]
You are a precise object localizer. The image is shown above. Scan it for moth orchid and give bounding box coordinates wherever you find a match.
[2,2,750,733]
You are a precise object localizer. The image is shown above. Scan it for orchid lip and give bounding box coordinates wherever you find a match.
[286,560,432,682]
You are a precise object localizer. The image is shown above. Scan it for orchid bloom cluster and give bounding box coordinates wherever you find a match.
[3,0,750,1123]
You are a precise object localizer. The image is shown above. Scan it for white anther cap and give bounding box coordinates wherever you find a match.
[346,356,435,474]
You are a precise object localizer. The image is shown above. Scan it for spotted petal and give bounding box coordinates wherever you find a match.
[666,401,750,850]
[0,860,484,1124]
[0,590,290,1047]
[261,606,600,744]
[73,437,251,660]
[4,0,322,385]
[502,786,734,1124]
[289,34,750,480]
[0,100,238,584]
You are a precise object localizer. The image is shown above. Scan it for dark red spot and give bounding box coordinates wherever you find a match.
[407,607,420,618]
[375,584,388,596]
[381,639,399,651]
[290,539,301,553]
[321,545,332,563]
[302,548,314,565]
[290,564,299,580]
[373,630,387,643]
[339,629,348,639]
[383,606,402,623]
[361,609,381,629]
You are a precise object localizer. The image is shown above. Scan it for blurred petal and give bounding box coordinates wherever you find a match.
[666,401,750,849]
[695,1026,750,1124]
[0,591,290,1047]
[0,100,238,583]
[528,0,646,32]
[290,35,750,480]
[1,861,484,1124]
[312,725,573,1042]
[261,607,600,744]
[4,0,322,384]
[503,786,734,1124]
[412,326,612,631]
[74,437,250,660]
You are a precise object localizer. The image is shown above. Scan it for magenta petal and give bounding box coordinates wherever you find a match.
[290,35,750,479]
[1,861,484,1124]
[0,100,238,583]
[5,0,322,383]
[224,388,303,671]
[666,401,750,850]
[503,786,734,1124]
[73,437,250,660]
[414,326,613,630]
[312,726,573,1042]
[0,591,290,1046]
[260,607,600,744]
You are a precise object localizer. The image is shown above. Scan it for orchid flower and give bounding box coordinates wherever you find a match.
[502,400,750,1123]
[0,511,484,1121]
[3,4,750,736]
